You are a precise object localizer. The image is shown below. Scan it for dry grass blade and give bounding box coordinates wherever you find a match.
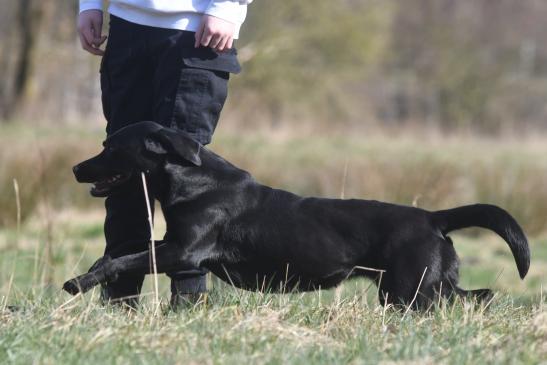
[141,172,159,314]
[353,266,386,274]
[53,293,82,314]
[13,178,21,240]
[402,266,428,320]
[2,270,15,312]
[38,147,54,287]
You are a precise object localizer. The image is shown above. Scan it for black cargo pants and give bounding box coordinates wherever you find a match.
[99,15,241,302]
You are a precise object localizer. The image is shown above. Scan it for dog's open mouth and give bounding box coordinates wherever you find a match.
[90,173,131,197]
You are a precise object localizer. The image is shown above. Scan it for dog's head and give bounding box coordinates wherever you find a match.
[73,121,202,197]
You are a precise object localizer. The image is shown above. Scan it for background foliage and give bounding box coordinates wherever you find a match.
[1,0,547,132]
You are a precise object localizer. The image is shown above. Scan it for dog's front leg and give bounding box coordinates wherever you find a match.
[63,242,194,295]
[63,255,119,295]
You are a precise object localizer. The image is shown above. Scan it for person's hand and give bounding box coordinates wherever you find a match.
[77,9,107,56]
[194,15,235,52]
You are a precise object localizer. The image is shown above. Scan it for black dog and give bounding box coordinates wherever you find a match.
[63,122,530,308]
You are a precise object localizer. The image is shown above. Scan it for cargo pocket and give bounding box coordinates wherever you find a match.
[181,47,241,75]
[171,48,241,145]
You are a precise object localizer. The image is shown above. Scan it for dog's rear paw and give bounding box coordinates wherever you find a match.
[472,288,494,302]
[63,279,82,295]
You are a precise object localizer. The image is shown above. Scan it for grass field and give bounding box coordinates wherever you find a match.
[0,123,546,364]
[0,216,545,364]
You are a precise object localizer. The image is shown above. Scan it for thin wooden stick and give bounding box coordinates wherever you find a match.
[402,266,428,320]
[382,292,389,330]
[340,158,349,200]
[353,265,386,274]
[141,172,159,313]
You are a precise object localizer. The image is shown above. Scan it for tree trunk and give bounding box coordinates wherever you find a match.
[1,0,44,120]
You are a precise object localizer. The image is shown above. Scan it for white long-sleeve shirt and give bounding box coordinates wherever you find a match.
[79,0,253,38]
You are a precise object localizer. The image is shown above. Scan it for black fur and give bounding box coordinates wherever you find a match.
[64,122,530,309]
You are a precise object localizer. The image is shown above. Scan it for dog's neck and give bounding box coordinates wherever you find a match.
[156,150,253,208]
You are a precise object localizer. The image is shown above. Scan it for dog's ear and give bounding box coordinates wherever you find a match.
[144,129,202,166]
[144,137,169,155]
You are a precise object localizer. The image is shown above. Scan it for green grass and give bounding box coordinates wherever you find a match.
[0,210,545,364]
[1,288,544,365]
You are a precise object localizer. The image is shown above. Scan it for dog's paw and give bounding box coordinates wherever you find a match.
[63,273,101,294]
[472,288,494,302]
[63,256,120,296]
[63,278,82,295]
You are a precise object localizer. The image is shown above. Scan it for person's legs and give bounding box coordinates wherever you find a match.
[148,28,237,305]
[100,16,239,307]
[102,179,151,306]
[100,16,155,306]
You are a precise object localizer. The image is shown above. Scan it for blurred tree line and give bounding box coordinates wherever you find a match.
[1,0,547,133]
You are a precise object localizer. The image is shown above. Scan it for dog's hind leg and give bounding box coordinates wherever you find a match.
[377,236,449,310]
[378,270,437,310]
[436,237,494,304]
[454,287,494,303]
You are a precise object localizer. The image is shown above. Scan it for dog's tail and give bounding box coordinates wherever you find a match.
[432,204,530,279]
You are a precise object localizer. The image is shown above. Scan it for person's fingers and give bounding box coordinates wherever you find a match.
[209,34,222,50]
[195,15,236,50]
[86,21,105,55]
[91,17,103,42]
[225,37,234,51]
[93,45,105,56]
[216,36,229,53]
[81,26,96,49]
[94,35,108,47]
[79,32,104,56]
[200,29,214,47]
[195,21,205,48]
[79,32,93,52]
[90,28,106,47]
[77,10,106,55]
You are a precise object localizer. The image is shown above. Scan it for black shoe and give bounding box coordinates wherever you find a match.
[170,292,208,310]
[169,275,208,311]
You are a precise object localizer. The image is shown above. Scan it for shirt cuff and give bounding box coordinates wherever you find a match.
[79,0,103,13]
[205,0,247,25]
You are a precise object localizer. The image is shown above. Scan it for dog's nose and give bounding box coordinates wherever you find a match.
[72,165,80,175]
